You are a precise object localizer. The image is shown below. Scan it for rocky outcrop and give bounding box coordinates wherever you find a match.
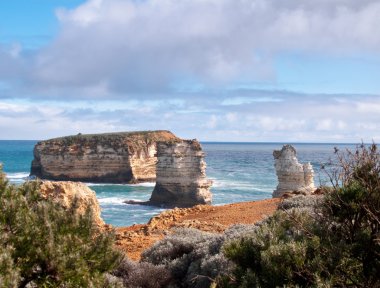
[273,145,315,198]
[31,131,179,183]
[148,139,212,207]
[39,181,104,227]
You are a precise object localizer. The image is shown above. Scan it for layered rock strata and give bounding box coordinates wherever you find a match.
[273,145,315,198]
[39,181,104,227]
[31,131,179,183]
[148,139,212,207]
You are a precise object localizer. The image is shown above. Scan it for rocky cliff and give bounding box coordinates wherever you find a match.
[39,181,104,227]
[148,139,212,207]
[273,145,315,198]
[31,131,179,183]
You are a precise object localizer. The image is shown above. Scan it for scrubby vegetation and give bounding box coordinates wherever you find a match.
[141,228,231,288]
[134,144,380,287]
[221,143,380,287]
[43,130,178,149]
[112,258,171,288]
[131,197,317,288]
[0,166,121,288]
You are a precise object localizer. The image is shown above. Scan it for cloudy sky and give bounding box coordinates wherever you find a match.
[1,0,380,142]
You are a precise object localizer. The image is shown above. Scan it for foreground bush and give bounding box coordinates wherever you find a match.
[221,144,380,287]
[141,228,232,288]
[0,167,121,288]
[112,258,171,288]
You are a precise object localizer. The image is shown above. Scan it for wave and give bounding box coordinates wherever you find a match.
[210,178,272,192]
[87,182,156,187]
[130,182,155,187]
[87,183,128,186]
[144,211,164,216]
[98,197,127,205]
[5,172,32,183]
[6,172,30,179]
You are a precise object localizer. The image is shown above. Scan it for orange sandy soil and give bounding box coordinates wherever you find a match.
[115,198,280,261]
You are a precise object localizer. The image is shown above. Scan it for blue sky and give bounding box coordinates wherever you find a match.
[0,0,380,141]
[0,0,84,48]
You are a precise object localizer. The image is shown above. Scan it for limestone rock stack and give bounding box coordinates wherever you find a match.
[39,181,104,227]
[149,139,212,207]
[273,145,315,198]
[30,130,179,183]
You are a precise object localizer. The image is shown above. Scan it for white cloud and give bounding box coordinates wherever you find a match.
[225,113,237,123]
[0,102,28,113]
[1,94,380,142]
[316,119,333,131]
[23,0,380,96]
[206,115,218,129]
[356,102,380,113]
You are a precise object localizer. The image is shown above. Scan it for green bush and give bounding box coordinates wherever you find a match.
[222,144,380,288]
[0,166,121,288]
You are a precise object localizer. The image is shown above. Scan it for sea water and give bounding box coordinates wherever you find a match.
[0,140,356,226]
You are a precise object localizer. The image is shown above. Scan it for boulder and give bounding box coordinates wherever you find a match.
[273,145,315,198]
[31,130,179,183]
[39,181,104,227]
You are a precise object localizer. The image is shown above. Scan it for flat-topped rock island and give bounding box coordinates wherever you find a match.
[30,130,179,183]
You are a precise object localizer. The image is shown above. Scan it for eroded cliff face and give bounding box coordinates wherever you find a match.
[31,131,179,183]
[273,145,315,198]
[39,181,104,227]
[149,139,212,207]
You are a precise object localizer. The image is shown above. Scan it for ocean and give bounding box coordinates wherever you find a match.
[0,140,356,227]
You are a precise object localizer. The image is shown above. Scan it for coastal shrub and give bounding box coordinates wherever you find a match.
[0,166,122,288]
[320,143,380,286]
[221,144,380,287]
[221,209,323,287]
[278,194,323,211]
[0,246,20,288]
[223,224,260,239]
[103,274,125,288]
[112,258,171,288]
[142,228,232,288]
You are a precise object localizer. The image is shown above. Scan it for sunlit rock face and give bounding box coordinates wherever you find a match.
[149,139,213,207]
[30,131,179,183]
[39,181,104,227]
[273,145,315,198]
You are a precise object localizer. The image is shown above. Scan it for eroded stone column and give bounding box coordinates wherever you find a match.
[149,139,212,207]
[273,145,315,198]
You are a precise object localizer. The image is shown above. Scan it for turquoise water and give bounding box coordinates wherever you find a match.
[0,141,356,226]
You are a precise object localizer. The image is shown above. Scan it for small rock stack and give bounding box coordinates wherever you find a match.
[149,139,212,207]
[273,145,315,198]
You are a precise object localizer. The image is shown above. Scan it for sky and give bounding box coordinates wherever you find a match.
[0,0,380,142]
